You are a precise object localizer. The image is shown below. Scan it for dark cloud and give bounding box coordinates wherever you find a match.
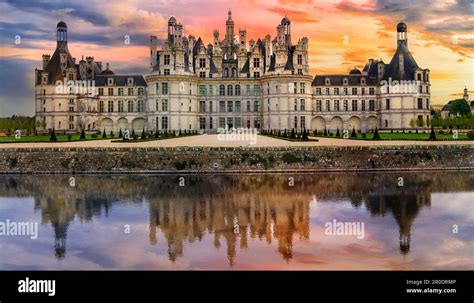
[3,0,110,26]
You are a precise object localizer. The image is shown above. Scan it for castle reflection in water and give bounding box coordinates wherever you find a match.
[0,173,472,265]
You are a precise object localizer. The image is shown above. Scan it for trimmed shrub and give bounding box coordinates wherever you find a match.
[373,127,381,140]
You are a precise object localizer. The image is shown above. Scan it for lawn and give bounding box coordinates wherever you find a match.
[313,132,471,141]
[0,134,109,143]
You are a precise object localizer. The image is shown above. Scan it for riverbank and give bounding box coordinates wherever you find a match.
[1,145,473,173]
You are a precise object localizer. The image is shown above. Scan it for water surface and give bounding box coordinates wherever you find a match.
[0,172,472,270]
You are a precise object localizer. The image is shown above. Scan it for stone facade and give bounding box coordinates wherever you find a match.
[35,13,430,134]
[1,146,472,173]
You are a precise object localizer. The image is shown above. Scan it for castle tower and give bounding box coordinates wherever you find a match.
[464,86,469,101]
[397,22,408,46]
[225,9,234,45]
[56,21,67,48]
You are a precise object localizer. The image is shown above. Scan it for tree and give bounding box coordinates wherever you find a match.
[141,128,147,139]
[336,128,340,137]
[351,127,357,138]
[323,128,327,136]
[373,127,381,140]
[49,128,57,142]
[429,126,437,140]
[118,129,123,138]
[449,99,471,117]
[154,129,159,138]
[290,128,296,139]
[302,129,309,141]
[409,119,415,129]
[102,129,107,139]
[80,129,86,140]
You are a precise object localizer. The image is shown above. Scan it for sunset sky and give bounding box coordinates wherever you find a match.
[0,0,473,116]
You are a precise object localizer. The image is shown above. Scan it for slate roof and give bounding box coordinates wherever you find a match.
[312,75,378,86]
[383,41,420,81]
[94,75,147,86]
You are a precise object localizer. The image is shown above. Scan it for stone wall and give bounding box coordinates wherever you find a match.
[0,145,473,173]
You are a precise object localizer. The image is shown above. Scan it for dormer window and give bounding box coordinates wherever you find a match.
[325,78,330,85]
[128,78,133,85]
[108,78,113,85]
[361,78,366,85]
[343,78,348,85]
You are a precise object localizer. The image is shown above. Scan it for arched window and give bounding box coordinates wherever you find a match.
[232,68,237,78]
[227,85,233,96]
[219,85,225,96]
[235,85,241,96]
[224,68,229,78]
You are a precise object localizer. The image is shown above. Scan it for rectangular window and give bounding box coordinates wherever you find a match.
[254,85,261,95]
[209,117,213,129]
[235,118,241,128]
[118,88,124,96]
[294,99,298,111]
[361,88,365,95]
[426,99,430,110]
[161,99,168,111]
[247,101,251,112]
[334,100,340,111]
[254,100,260,112]
[326,100,330,111]
[219,117,226,128]
[316,88,321,95]
[128,88,133,96]
[219,85,226,96]
[386,99,390,110]
[294,116,298,129]
[162,83,168,94]
[334,88,339,95]
[344,100,348,111]
[209,101,213,113]
[227,101,233,112]
[352,100,357,111]
[297,54,302,65]
[164,69,170,75]
[369,100,375,111]
[316,100,322,112]
[300,99,305,111]
[235,101,241,112]
[219,101,225,112]
[300,83,306,94]
[418,98,423,109]
[128,100,133,112]
[155,83,159,94]
[138,88,144,95]
[254,72,260,78]
[164,54,170,65]
[199,85,206,96]
[298,69,303,75]
[361,100,366,111]
[200,101,205,113]
[108,88,113,96]
[108,100,113,112]
[199,58,206,68]
[352,88,357,95]
[118,100,124,112]
[300,116,305,129]
[161,117,168,129]
[369,87,375,95]
[199,117,206,130]
[343,88,348,95]
[199,72,206,78]
[326,88,330,95]
[98,88,104,96]
[253,58,260,68]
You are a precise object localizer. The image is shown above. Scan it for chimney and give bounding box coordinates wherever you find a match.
[42,54,51,69]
